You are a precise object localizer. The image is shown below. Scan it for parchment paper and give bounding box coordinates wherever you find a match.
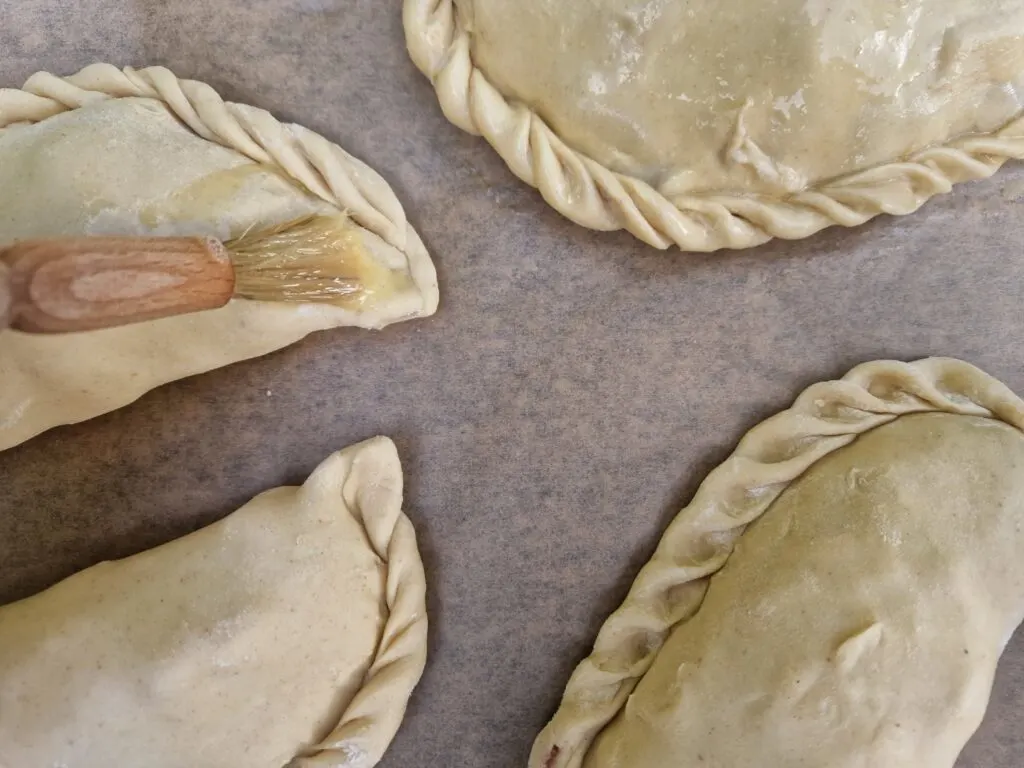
[2,2,1023,766]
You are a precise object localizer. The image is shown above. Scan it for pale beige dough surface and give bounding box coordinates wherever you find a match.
[0,436,428,768]
[466,0,1024,192]
[531,358,1024,768]
[406,0,1024,250]
[588,412,1024,767]
[0,64,439,453]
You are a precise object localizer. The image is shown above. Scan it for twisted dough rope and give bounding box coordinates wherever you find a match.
[405,0,1024,251]
[529,358,1024,768]
[289,437,428,768]
[0,63,409,252]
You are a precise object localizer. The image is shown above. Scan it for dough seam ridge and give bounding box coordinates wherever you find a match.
[403,0,1024,251]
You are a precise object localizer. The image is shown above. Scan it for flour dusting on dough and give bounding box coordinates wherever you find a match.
[773,89,807,120]
[333,742,371,768]
[726,101,807,193]
[0,399,31,432]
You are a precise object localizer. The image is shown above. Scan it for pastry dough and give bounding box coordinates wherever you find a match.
[0,436,427,768]
[405,0,1024,250]
[0,64,439,452]
[531,358,1024,768]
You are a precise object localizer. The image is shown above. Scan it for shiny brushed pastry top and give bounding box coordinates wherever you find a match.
[461,0,1024,195]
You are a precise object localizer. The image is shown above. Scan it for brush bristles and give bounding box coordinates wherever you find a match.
[227,214,366,303]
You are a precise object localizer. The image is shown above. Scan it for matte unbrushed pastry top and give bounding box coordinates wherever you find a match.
[0,437,427,768]
[530,358,1024,768]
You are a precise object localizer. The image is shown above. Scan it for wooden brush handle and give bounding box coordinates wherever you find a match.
[0,236,235,334]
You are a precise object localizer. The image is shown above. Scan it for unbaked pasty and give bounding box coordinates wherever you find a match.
[405,1,1024,251]
[0,64,438,452]
[531,358,1024,768]
[0,436,426,768]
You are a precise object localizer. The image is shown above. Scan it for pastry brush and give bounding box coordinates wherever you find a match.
[0,214,372,334]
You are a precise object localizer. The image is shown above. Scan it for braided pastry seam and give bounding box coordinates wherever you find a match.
[0,63,409,251]
[528,358,1024,768]
[404,0,1024,251]
[290,437,428,768]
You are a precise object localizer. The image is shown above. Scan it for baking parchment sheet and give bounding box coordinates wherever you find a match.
[2,1,1023,765]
